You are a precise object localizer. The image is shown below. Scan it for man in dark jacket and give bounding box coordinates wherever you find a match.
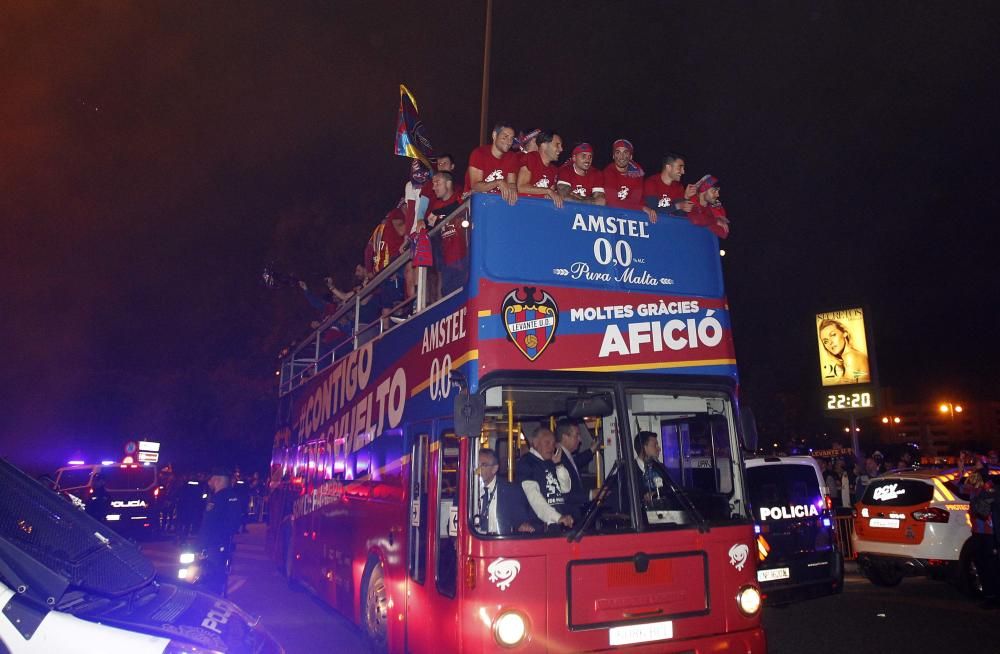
[477,448,538,535]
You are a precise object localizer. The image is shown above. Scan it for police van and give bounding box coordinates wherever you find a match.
[53,462,160,535]
[1,458,282,653]
[745,456,844,604]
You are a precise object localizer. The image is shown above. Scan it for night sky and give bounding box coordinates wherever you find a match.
[3,1,999,472]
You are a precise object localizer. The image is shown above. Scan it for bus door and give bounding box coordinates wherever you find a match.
[406,421,461,652]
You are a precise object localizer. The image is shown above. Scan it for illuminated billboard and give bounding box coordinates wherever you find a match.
[816,307,871,387]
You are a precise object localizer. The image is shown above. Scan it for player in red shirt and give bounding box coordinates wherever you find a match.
[513,128,541,170]
[466,122,520,205]
[556,143,605,205]
[687,174,730,239]
[420,153,464,200]
[602,139,657,221]
[516,129,563,207]
[644,152,697,215]
[425,171,468,296]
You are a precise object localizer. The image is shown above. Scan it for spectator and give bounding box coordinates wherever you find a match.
[687,174,730,238]
[402,160,432,234]
[476,448,537,535]
[426,171,467,296]
[959,455,998,606]
[854,457,880,502]
[604,139,657,221]
[516,129,563,207]
[556,143,606,205]
[644,152,696,215]
[466,121,520,205]
[515,427,574,529]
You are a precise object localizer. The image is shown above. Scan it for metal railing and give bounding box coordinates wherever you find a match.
[278,201,470,397]
[833,513,856,560]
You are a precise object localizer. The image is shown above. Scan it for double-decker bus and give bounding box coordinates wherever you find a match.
[268,194,765,652]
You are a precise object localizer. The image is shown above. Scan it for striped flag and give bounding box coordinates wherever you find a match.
[394,84,434,170]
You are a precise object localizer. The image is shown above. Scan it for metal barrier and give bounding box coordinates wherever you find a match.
[833,514,856,560]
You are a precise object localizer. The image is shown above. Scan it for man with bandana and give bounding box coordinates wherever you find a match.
[556,143,606,205]
[603,138,657,222]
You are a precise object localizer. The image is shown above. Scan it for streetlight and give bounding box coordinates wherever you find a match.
[938,402,963,419]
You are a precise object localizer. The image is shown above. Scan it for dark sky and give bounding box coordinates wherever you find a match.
[3,1,999,471]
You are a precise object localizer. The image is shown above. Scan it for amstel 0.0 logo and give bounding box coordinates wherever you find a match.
[501,287,559,361]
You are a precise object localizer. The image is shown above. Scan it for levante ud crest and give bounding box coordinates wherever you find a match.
[501,287,559,361]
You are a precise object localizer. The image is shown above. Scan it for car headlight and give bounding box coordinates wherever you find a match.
[179,552,196,564]
[493,610,528,647]
[736,585,762,616]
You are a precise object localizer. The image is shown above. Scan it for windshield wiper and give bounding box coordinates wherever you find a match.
[568,460,620,543]
[658,470,710,533]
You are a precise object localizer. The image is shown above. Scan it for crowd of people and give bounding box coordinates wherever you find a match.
[292,124,731,347]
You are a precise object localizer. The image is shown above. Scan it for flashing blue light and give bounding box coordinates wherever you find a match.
[101,460,116,466]
[753,524,761,534]
[68,460,85,465]
[822,518,832,528]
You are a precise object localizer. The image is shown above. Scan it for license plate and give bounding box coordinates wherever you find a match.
[869,518,900,528]
[609,620,673,646]
[757,567,790,582]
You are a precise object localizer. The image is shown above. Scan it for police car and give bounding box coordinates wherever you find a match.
[53,461,162,536]
[745,456,844,604]
[0,458,282,654]
[853,466,998,592]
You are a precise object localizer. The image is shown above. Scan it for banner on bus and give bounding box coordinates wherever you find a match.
[815,307,871,387]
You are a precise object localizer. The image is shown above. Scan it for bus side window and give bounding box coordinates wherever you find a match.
[408,430,430,584]
[436,430,460,598]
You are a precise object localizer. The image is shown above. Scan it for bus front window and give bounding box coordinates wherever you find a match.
[625,390,750,528]
[469,384,634,539]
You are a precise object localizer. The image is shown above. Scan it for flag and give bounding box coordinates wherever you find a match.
[394,84,434,170]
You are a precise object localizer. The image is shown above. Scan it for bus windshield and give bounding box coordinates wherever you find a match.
[624,388,747,529]
[469,383,748,539]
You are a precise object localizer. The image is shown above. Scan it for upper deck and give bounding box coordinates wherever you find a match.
[277,194,736,445]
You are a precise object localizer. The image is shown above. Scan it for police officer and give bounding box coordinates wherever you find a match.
[196,467,244,596]
[85,472,111,525]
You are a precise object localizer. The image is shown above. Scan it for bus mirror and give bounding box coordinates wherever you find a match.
[740,406,759,453]
[566,393,615,419]
[454,391,485,438]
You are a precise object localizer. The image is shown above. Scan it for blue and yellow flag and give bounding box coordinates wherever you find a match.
[394,84,434,170]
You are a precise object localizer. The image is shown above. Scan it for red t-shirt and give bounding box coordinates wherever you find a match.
[557,164,605,199]
[688,202,730,239]
[643,174,686,210]
[603,164,645,210]
[519,151,558,190]
[466,145,519,192]
[420,177,464,199]
[439,219,468,265]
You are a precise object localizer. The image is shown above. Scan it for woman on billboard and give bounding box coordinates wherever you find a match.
[818,319,870,384]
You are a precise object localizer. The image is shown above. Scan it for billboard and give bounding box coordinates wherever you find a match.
[816,307,871,386]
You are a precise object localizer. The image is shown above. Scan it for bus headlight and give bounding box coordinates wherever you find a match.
[736,585,762,616]
[493,611,528,647]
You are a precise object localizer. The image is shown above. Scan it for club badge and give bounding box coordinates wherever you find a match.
[501,287,559,361]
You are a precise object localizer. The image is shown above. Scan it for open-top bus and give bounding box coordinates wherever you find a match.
[268,194,765,652]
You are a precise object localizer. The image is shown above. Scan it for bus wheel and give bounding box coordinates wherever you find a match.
[362,560,389,652]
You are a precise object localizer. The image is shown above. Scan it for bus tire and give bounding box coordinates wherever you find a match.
[361,558,389,653]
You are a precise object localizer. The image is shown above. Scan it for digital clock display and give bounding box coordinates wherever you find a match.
[825,392,872,410]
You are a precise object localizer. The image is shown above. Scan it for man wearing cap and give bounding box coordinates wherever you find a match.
[516,129,564,207]
[644,152,697,215]
[466,121,520,206]
[196,468,244,595]
[687,174,730,238]
[556,143,605,205]
[603,139,657,222]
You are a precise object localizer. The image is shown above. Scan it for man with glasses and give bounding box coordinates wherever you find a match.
[476,448,537,535]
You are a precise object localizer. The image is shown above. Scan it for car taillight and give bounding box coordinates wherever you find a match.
[825,495,833,510]
[911,507,949,523]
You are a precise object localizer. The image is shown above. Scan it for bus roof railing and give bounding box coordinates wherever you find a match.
[279,200,471,396]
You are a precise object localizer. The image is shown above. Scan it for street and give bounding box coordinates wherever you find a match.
[142,529,995,654]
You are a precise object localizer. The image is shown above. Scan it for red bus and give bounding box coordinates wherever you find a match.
[268,194,765,652]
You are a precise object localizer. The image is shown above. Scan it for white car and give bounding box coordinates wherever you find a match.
[853,466,996,592]
[0,458,282,654]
